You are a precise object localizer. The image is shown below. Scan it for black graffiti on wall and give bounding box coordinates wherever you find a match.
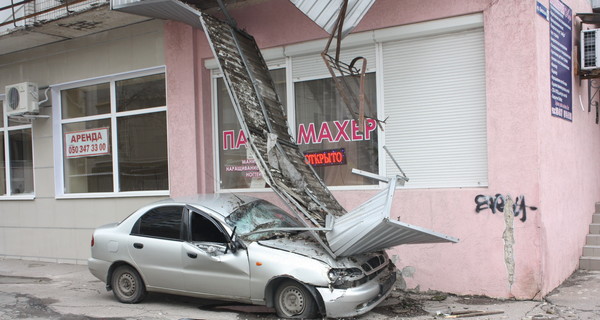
[474,194,538,222]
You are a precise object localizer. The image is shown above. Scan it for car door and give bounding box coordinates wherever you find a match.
[127,205,186,291]
[182,209,251,300]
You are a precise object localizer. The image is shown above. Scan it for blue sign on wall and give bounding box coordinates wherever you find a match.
[549,0,573,121]
[537,1,549,21]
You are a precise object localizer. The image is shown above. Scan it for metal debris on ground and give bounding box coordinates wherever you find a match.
[440,310,505,318]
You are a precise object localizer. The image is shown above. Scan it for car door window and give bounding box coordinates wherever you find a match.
[190,212,228,243]
[132,206,183,240]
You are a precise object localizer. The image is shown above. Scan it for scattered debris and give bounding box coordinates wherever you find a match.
[440,310,505,318]
[431,293,448,301]
[374,296,429,318]
[522,315,561,320]
[197,302,277,318]
[455,295,514,305]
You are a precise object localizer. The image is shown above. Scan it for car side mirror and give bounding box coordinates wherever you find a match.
[228,241,237,254]
[225,237,245,254]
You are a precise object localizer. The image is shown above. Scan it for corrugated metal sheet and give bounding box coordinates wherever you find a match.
[111,0,376,35]
[326,176,458,257]
[382,28,488,188]
[290,0,376,38]
[110,0,204,29]
[200,13,348,256]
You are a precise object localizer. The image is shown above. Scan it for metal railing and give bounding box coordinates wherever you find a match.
[0,0,108,32]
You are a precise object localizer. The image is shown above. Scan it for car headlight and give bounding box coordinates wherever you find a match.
[327,268,364,288]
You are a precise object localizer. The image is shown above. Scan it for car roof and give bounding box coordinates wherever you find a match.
[160,193,261,218]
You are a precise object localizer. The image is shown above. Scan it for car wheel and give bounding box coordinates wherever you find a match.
[274,280,318,319]
[111,265,147,304]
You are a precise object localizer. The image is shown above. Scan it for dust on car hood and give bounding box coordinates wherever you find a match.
[257,234,379,268]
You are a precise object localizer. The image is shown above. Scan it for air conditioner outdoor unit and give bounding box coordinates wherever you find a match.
[4,82,39,116]
[582,29,600,70]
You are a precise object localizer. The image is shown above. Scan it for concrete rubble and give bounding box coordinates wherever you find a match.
[0,258,599,320]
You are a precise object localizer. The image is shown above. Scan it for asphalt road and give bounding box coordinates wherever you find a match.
[0,258,599,320]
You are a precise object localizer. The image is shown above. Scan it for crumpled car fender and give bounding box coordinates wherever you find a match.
[246,242,330,303]
[262,275,327,315]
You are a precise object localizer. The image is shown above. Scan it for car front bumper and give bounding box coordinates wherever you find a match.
[316,269,397,318]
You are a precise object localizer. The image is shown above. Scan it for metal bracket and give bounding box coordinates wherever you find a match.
[320,0,384,132]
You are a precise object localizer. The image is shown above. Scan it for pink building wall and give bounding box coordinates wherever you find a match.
[164,0,600,298]
[536,0,600,295]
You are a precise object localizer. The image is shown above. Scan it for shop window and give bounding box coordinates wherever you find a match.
[61,83,110,119]
[295,73,378,186]
[0,99,34,197]
[57,70,168,195]
[8,129,34,194]
[217,68,286,190]
[117,112,168,191]
[215,66,378,190]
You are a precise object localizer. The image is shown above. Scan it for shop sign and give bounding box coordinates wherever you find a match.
[297,119,377,145]
[221,119,377,150]
[549,0,572,121]
[224,158,262,178]
[304,148,346,167]
[65,127,110,158]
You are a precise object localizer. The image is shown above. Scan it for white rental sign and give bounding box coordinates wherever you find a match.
[65,127,110,158]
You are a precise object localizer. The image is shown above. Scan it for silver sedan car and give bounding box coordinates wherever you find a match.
[88,194,397,318]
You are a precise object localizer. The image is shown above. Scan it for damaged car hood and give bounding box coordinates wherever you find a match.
[258,235,381,268]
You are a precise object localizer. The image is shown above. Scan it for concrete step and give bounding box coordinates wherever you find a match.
[591,224,600,234]
[580,256,600,270]
[593,214,600,224]
[586,234,600,246]
[583,245,600,257]
[596,202,600,214]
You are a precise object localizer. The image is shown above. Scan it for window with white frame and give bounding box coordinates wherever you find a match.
[0,97,34,197]
[56,69,168,195]
[213,15,488,191]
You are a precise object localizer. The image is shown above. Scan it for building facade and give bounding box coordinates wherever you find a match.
[1,0,599,300]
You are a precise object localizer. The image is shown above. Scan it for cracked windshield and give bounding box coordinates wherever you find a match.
[226,200,303,241]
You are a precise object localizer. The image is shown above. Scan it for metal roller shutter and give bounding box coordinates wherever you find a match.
[382,28,487,188]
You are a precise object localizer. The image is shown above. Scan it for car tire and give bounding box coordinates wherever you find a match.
[274,280,318,319]
[111,265,147,304]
